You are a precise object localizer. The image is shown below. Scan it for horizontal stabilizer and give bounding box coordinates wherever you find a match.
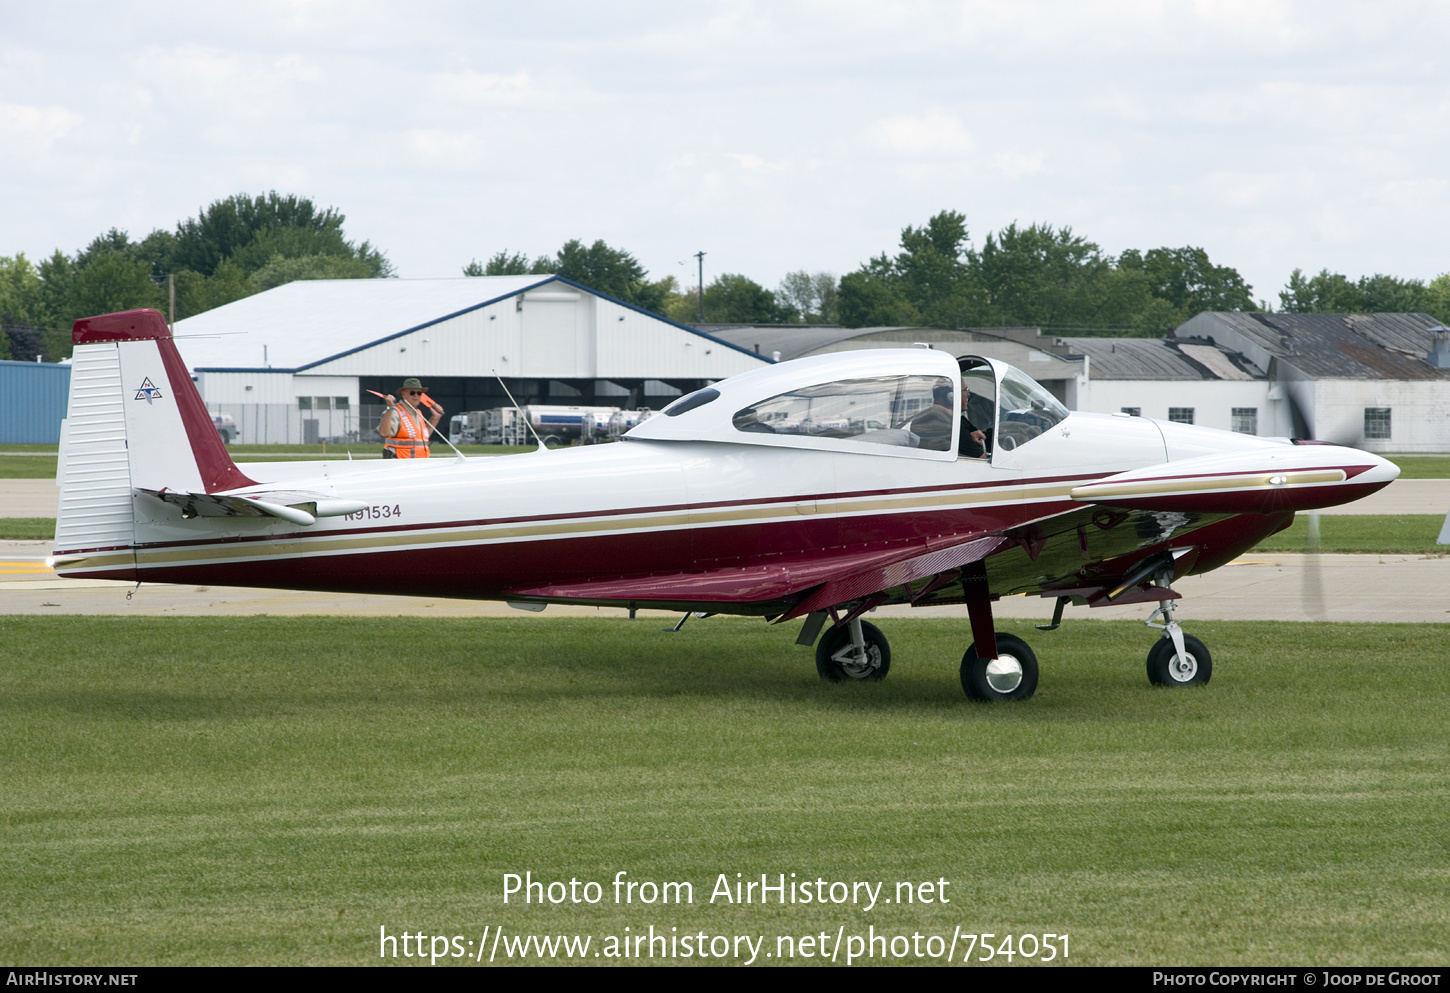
[140,488,368,527]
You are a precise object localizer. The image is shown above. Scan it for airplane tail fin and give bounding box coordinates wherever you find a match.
[54,309,255,563]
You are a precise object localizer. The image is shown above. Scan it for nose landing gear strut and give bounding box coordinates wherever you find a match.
[1143,566,1212,687]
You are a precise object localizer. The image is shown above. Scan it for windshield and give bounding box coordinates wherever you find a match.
[995,366,1069,451]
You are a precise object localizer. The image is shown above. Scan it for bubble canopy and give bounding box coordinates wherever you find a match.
[629,349,1068,461]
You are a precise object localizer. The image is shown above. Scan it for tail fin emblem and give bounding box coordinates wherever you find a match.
[134,378,164,404]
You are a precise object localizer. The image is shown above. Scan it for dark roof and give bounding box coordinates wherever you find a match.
[693,323,1081,363]
[1193,312,1450,380]
[1057,336,1262,381]
[695,324,883,361]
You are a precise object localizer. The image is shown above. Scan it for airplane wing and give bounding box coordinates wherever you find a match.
[506,530,1009,606]
[510,446,1395,617]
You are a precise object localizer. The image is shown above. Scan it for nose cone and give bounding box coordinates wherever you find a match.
[1347,447,1401,487]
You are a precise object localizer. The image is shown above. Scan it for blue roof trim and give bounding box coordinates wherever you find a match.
[193,274,771,374]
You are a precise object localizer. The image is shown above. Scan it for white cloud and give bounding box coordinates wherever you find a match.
[0,100,83,161]
[870,111,974,158]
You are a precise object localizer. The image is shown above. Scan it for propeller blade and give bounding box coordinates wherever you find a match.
[1302,510,1325,620]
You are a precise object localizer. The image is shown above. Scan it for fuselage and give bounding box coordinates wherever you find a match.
[55,407,1389,611]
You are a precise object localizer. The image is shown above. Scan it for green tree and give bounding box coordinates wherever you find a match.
[777,271,840,324]
[36,248,164,359]
[1118,247,1254,315]
[702,273,790,323]
[463,250,553,276]
[1279,268,1429,314]
[1425,274,1450,323]
[0,253,44,361]
[838,210,980,328]
[165,192,391,279]
[977,222,1134,330]
[837,270,920,327]
[466,238,671,313]
[174,259,253,316]
[250,254,376,291]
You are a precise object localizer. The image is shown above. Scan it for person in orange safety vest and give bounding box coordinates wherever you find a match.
[378,377,444,458]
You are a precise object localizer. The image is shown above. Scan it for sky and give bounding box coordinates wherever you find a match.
[4,0,1450,306]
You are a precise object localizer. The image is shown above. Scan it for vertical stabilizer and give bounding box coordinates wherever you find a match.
[53,309,254,574]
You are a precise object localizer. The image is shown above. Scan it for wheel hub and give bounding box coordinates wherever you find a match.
[832,644,880,679]
[985,655,1024,693]
[1167,651,1198,682]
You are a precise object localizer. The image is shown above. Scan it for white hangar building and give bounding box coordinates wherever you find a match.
[173,275,771,444]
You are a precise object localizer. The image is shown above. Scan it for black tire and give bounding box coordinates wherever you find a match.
[1146,634,1212,687]
[542,435,564,449]
[960,632,1039,702]
[815,621,891,682]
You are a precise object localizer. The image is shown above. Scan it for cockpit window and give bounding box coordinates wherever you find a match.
[733,375,954,451]
[995,367,1069,451]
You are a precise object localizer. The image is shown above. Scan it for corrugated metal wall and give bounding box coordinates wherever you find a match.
[0,360,73,444]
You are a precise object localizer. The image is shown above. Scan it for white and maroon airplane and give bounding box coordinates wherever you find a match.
[52,309,1397,701]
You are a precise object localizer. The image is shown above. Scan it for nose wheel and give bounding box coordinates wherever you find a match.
[1147,633,1212,686]
[1144,569,1212,687]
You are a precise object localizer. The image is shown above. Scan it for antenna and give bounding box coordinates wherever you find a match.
[492,369,549,451]
[694,250,706,323]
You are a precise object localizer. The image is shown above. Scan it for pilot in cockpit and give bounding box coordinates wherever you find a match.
[907,378,990,458]
[958,379,991,458]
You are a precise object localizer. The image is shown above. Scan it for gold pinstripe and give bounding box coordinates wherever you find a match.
[60,480,1058,571]
[1070,469,1345,500]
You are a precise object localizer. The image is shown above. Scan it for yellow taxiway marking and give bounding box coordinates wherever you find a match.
[0,561,54,574]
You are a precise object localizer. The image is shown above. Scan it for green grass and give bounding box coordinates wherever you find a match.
[0,517,53,540]
[0,455,57,478]
[0,616,1445,966]
[1386,455,1450,479]
[1251,514,1447,554]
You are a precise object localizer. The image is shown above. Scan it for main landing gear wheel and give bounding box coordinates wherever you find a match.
[815,620,891,682]
[1146,634,1212,687]
[960,633,1039,702]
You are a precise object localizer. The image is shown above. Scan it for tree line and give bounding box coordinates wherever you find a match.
[7,195,1450,362]
[0,192,390,360]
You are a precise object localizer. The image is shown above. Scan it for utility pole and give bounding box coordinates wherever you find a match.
[694,251,706,323]
[168,274,175,334]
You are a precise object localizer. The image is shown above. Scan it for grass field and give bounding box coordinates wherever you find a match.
[1388,455,1450,479]
[0,518,53,540]
[0,615,1445,966]
[1250,514,1447,554]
